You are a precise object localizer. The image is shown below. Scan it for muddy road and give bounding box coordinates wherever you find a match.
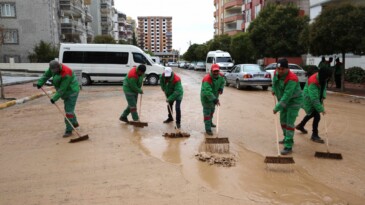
[0,68,364,204]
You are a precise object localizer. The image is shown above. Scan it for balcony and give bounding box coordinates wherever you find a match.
[60,0,83,17]
[214,22,218,29]
[100,3,111,14]
[85,10,93,22]
[223,13,243,23]
[214,11,216,17]
[101,16,112,26]
[224,0,243,9]
[61,19,86,37]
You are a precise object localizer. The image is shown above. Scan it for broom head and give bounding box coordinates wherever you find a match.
[314,151,343,160]
[129,121,148,127]
[264,156,295,164]
[163,132,190,138]
[69,135,89,143]
[205,138,230,154]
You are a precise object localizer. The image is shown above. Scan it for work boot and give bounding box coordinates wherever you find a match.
[176,123,181,129]
[206,130,213,136]
[63,131,72,138]
[311,134,325,144]
[163,118,174,123]
[211,123,216,128]
[279,139,285,144]
[119,116,129,123]
[280,147,292,155]
[295,125,308,134]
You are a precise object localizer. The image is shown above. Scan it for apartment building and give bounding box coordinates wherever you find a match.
[89,0,114,36]
[113,11,135,44]
[0,0,94,63]
[137,16,172,53]
[213,0,309,35]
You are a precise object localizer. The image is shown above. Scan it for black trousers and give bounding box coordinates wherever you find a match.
[167,100,181,124]
[335,74,341,88]
[298,110,320,135]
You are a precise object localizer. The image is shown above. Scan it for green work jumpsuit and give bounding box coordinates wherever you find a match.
[160,72,184,123]
[200,73,225,132]
[121,66,144,121]
[272,70,303,149]
[37,64,80,132]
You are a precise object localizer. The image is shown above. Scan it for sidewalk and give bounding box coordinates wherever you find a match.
[327,81,365,98]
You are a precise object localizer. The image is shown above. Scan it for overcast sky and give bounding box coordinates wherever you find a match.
[114,0,215,54]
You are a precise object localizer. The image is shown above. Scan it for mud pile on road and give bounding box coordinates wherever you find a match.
[195,152,236,167]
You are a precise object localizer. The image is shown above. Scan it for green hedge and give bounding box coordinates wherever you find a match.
[345,67,365,83]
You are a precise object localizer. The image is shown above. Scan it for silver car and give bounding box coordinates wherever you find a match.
[225,64,272,90]
[264,63,307,88]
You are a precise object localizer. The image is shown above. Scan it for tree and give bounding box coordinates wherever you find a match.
[183,44,199,62]
[28,41,58,63]
[309,3,365,91]
[132,31,137,46]
[230,32,256,64]
[194,44,208,61]
[208,34,231,53]
[93,35,116,44]
[248,4,309,60]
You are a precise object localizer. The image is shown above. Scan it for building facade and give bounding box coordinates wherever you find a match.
[89,0,114,36]
[137,16,172,53]
[0,0,94,63]
[214,0,309,35]
[113,11,135,44]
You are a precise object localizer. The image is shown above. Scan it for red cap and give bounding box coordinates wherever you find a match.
[211,64,220,72]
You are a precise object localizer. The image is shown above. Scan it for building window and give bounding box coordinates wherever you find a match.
[4,29,18,44]
[255,5,261,18]
[246,9,251,22]
[0,3,16,17]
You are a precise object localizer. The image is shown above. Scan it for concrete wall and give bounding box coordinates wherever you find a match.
[0,63,49,72]
[0,0,59,63]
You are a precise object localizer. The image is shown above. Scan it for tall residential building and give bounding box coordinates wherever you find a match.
[137,16,172,53]
[89,0,114,36]
[113,11,135,44]
[214,0,309,36]
[0,0,94,63]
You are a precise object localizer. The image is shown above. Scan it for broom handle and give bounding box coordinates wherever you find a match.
[323,110,330,153]
[41,87,81,137]
[139,82,144,119]
[216,105,220,136]
[274,97,281,156]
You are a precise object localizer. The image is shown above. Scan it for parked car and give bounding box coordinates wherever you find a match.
[188,62,197,70]
[183,62,190,69]
[168,62,179,67]
[194,61,206,71]
[224,64,272,90]
[264,63,307,88]
[178,62,186,68]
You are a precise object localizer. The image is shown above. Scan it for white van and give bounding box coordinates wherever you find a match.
[59,43,164,85]
[205,50,234,73]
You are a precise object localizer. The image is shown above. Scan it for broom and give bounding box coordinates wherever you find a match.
[264,97,295,164]
[41,87,89,143]
[314,113,343,160]
[162,103,190,138]
[128,82,148,128]
[205,105,229,153]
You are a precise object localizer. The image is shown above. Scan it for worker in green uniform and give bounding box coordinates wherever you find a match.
[37,60,80,137]
[272,58,303,155]
[295,67,333,143]
[200,64,225,136]
[160,67,184,128]
[334,58,343,89]
[119,65,146,123]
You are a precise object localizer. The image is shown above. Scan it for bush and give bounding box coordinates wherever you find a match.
[302,65,319,77]
[345,67,365,83]
[28,41,58,62]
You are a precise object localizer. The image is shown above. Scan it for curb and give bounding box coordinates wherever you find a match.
[327,90,365,99]
[0,89,56,110]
